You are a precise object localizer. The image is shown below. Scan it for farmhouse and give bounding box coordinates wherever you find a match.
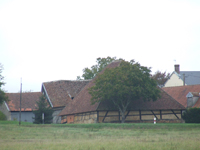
[164,64,200,87]
[163,84,200,108]
[0,92,42,123]
[41,80,90,123]
[59,61,185,124]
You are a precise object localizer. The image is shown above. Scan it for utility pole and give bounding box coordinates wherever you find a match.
[19,78,22,125]
[183,74,185,86]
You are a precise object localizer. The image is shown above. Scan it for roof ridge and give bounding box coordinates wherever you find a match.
[163,84,200,89]
[180,71,200,72]
[43,79,92,83]
[6,92,42,94]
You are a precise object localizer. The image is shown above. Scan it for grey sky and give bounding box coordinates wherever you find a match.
[0,0,200,93]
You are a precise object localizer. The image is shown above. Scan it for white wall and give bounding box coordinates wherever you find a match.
[164,73,184,87]
[11,112,35,123]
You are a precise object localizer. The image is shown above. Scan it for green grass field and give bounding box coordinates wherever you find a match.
[0,121,200,150]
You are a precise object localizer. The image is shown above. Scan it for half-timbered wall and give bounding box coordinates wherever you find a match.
[98,110,182,123]
[61,110,183,124]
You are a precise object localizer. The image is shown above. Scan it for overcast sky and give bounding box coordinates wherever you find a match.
[0,0,200,93]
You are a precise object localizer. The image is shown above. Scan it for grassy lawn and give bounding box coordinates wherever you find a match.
[0,121,200,150]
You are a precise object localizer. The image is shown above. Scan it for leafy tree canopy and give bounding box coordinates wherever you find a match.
[77,56,123,80]
[33,95,53,124]
[151,71,170,87]
[0,63,9,105]
[88,60,161,123]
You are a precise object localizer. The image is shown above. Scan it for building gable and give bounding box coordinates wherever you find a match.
[42,80,90,108]
[164,72,184,87]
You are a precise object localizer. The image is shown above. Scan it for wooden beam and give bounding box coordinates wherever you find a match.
[181,110,183,119]
[160,110,162,119]
[102,111,109,122]
[139,110,141,120]
[171,110,180,119]
[97,111,99,123]
[118,111,120,122]
[151,110,158,120]
[125,110,130,119]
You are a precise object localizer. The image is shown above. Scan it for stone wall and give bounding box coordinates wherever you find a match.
[61,112,98,124]
[74,112,97,123]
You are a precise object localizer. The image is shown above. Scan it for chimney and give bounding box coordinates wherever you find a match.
[174,64,180,74]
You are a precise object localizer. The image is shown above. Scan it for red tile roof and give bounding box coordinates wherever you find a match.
[97,88,185,111]
[59,61,185,116]
[59,61,121,116]
[193,98,200,108]
[42,80,90,108]
[6,92,42,111]
[162,85,200,108]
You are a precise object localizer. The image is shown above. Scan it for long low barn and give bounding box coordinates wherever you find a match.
[59,61,185,123]
[0,92,42,123]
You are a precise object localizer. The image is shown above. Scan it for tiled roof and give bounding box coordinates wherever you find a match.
[163,85,200,108]
[6,92,42,111]
[59,61,121,116]
[193,98,200,108]
[179,71,200,85]
[97,88,185,111]
[59,61,185,116]
[42,80,90,108]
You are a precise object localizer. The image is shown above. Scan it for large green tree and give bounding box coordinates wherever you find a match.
[33,95,53,124]
[77,56,122,80]
[151,71,170,87]
[88,60,161,123]
[0,63,8,105]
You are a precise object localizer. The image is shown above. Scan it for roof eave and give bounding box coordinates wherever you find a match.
[42,83,53,108]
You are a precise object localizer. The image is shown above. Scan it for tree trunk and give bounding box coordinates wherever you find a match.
[121,111,126,123]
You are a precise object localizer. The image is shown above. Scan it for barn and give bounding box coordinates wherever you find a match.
[59,61,185,124]
[41,80,90,123]
[0,92,42,123]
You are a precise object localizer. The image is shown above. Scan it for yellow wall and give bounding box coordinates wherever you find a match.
[164,73,184,87]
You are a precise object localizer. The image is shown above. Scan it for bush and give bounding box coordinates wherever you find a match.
[33,95,53,124]
[0,111,6,120]
[182,108,200,123]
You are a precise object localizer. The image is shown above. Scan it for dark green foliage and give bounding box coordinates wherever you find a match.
[182,108,200,123]
[33,95,53,124]
[77,56,122,80]
[88,60,161,123]
[0,63,9,105]
[0,111,6,120]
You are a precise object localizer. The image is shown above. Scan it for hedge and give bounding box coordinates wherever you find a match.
[0,111,6,120]
[182,108,200,123]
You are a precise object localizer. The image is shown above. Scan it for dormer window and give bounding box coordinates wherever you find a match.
[186,92,200,108]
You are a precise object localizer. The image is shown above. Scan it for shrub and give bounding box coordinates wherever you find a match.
[33,95,53,124]
[0,111,6,120]
[182,108,200,123]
